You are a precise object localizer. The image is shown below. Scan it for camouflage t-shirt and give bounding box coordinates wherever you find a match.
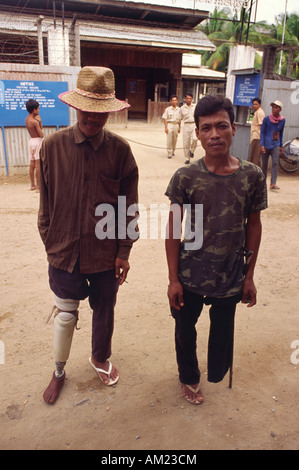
[165,157,267,298]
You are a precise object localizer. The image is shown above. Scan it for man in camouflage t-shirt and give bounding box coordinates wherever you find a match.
[165,95,267,405]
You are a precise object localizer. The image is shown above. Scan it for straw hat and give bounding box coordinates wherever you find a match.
[59,66,130,113]
[270,99,283,109]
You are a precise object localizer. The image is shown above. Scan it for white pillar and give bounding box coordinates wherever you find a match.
[48,27,70,66]
[226,45,256,102]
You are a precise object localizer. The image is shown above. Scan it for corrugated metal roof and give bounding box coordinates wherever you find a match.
[0,0,210,29]
[0,12,216,51]
[182,66,225,78]
[79,22,216,51]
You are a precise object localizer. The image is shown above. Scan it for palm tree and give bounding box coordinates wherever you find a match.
[287,13,299,38]
[198,7,275,73]
[198,8,299,78]
[273,13,299,77]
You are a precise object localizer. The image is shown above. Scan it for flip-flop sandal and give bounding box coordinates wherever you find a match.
[89,357,119,386]
[183,383,204,405]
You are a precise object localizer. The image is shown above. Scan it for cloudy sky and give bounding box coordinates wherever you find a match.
[123,1,299,25]
[254,0,299,24]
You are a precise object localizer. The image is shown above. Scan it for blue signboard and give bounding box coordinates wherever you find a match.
[0,80,69,126]
[233,74,261,106]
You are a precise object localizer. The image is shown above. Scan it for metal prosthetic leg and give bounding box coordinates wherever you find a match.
[53,296,79,378]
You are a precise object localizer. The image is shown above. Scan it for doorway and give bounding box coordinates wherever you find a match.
[126,79,147,119]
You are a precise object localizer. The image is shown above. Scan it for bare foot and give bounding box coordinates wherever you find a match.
[270,184,280,190]
[30,185,37,191]
[89,356,119,385]
[182,383,204,405]
[43,371,65,404]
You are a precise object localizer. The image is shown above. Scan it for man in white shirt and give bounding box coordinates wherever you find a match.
[162,95,181,158]
[180,93,197,164]
[249,97,265,166]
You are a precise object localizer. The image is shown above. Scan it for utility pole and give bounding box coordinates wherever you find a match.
[278,0,288,75]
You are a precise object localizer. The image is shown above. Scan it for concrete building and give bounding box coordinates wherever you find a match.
[0,0,216,120]
[181,53,226,102]
[0,0,220,173]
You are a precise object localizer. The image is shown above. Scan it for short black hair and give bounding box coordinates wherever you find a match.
[26,99,39,113]
[252,97,261,104]
[170,94,178,100]
[194,94,235,128]
[185,92,193,98]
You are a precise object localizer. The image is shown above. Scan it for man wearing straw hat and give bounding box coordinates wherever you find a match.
[38,67,139,404]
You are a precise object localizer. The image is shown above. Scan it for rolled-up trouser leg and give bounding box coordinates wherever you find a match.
[205,293,241,383]
[53,296,79,376]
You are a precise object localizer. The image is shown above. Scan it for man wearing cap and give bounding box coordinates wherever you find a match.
[38,67,139,404]
[260,100,285,190]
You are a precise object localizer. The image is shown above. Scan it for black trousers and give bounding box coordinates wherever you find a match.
[171,288,242,385]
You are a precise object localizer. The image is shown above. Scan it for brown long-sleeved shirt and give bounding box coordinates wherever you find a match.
[38,123,139,273]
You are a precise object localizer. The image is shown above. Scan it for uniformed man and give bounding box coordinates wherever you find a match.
[162,95,181,158]
[180,93,197,164]
[249,97,265,166]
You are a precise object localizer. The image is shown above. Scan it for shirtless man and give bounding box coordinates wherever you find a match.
[25,99,44,190]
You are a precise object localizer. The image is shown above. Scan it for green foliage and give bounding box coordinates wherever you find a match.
[197,7,299,79]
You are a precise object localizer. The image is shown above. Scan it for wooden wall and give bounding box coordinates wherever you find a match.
[147,100,169,124]
[80,43,182,101]
[81,44,182,77]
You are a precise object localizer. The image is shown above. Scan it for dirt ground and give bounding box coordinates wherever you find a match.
[0,122,298,451]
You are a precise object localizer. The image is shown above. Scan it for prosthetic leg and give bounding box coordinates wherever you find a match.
[43,296,79,404]
[53,296,79,377]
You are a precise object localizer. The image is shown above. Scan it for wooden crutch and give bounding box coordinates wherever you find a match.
[229,318,235,389]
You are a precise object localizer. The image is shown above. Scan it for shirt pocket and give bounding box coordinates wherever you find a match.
[181,109,189,120]
[94,174,120,206]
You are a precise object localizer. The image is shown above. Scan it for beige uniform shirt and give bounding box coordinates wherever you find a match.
[162,106,181,123]
[250,107,265,142]
[180,103,196,123]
